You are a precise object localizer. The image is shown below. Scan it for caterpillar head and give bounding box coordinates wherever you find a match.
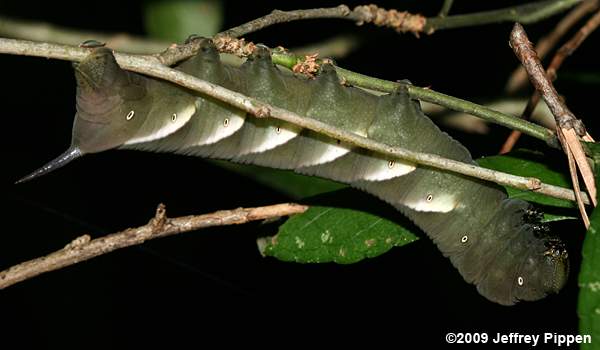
[17,46,148,183]
[474,201,569,305]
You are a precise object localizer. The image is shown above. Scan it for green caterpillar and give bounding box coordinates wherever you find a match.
[19,38,568,305]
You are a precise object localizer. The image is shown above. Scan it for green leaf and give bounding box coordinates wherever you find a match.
[476,149,575,209]
[579,143,600,349]
[542,212,576,223]
[260,190,419,264]
[144,0,223,41]
[212,160,345,200]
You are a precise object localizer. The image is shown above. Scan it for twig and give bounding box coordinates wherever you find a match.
[0,203,308,289]
[501,8,600,153]
[216,1,580,38]
[438,0,455,17]
[510,24,586,133]
[510,23,597,225]
[219,5,352,37]
[506,0,599,94]
[0,38,588,204]
[218,5,426,37]
[424,0,582,33]
[547,9,600,81]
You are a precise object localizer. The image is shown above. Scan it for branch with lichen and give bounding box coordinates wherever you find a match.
[0,38,587,205]
[216,1,581,37]
[0,1,581,47]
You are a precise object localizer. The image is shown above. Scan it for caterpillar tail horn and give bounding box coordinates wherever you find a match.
[15,147,82,184]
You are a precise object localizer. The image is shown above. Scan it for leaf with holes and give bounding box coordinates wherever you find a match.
[259,190,418,264]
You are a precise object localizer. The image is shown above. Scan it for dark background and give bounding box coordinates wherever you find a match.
[0,0,596,348]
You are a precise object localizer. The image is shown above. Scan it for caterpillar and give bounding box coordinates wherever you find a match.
[18,38,568,305]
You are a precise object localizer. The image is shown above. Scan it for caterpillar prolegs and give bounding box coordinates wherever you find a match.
[19,38,568,305]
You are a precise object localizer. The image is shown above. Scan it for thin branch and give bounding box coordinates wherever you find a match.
[217,5,427,37]
[506,0,599,94]
[510,23,596,224]
[501,7,600,153]
[216,1,580,38]
[510,24,586,132]
[0,15,169,54]
[220,5,348,37]
[438,0,455,17]
[424,0,582,33]
[546,9,600,81]
[0,203,308,289]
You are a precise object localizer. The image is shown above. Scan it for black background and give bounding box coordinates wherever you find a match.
[0,0,596,348]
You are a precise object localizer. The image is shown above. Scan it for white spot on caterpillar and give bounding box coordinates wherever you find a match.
[171,113,177,122]
[238,124,301,155]
[126,110,135,120]
[595,308,600,315]
[188,109,246,147]
[461,235,468,243]
[296,139,352,167]
[403,193,456,213]
[362,159,416,181]
[518,276,524,286]
[124,104,195,145]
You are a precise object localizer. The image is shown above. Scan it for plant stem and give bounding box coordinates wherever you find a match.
[425,0,583,32]
[438,0,455,17]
